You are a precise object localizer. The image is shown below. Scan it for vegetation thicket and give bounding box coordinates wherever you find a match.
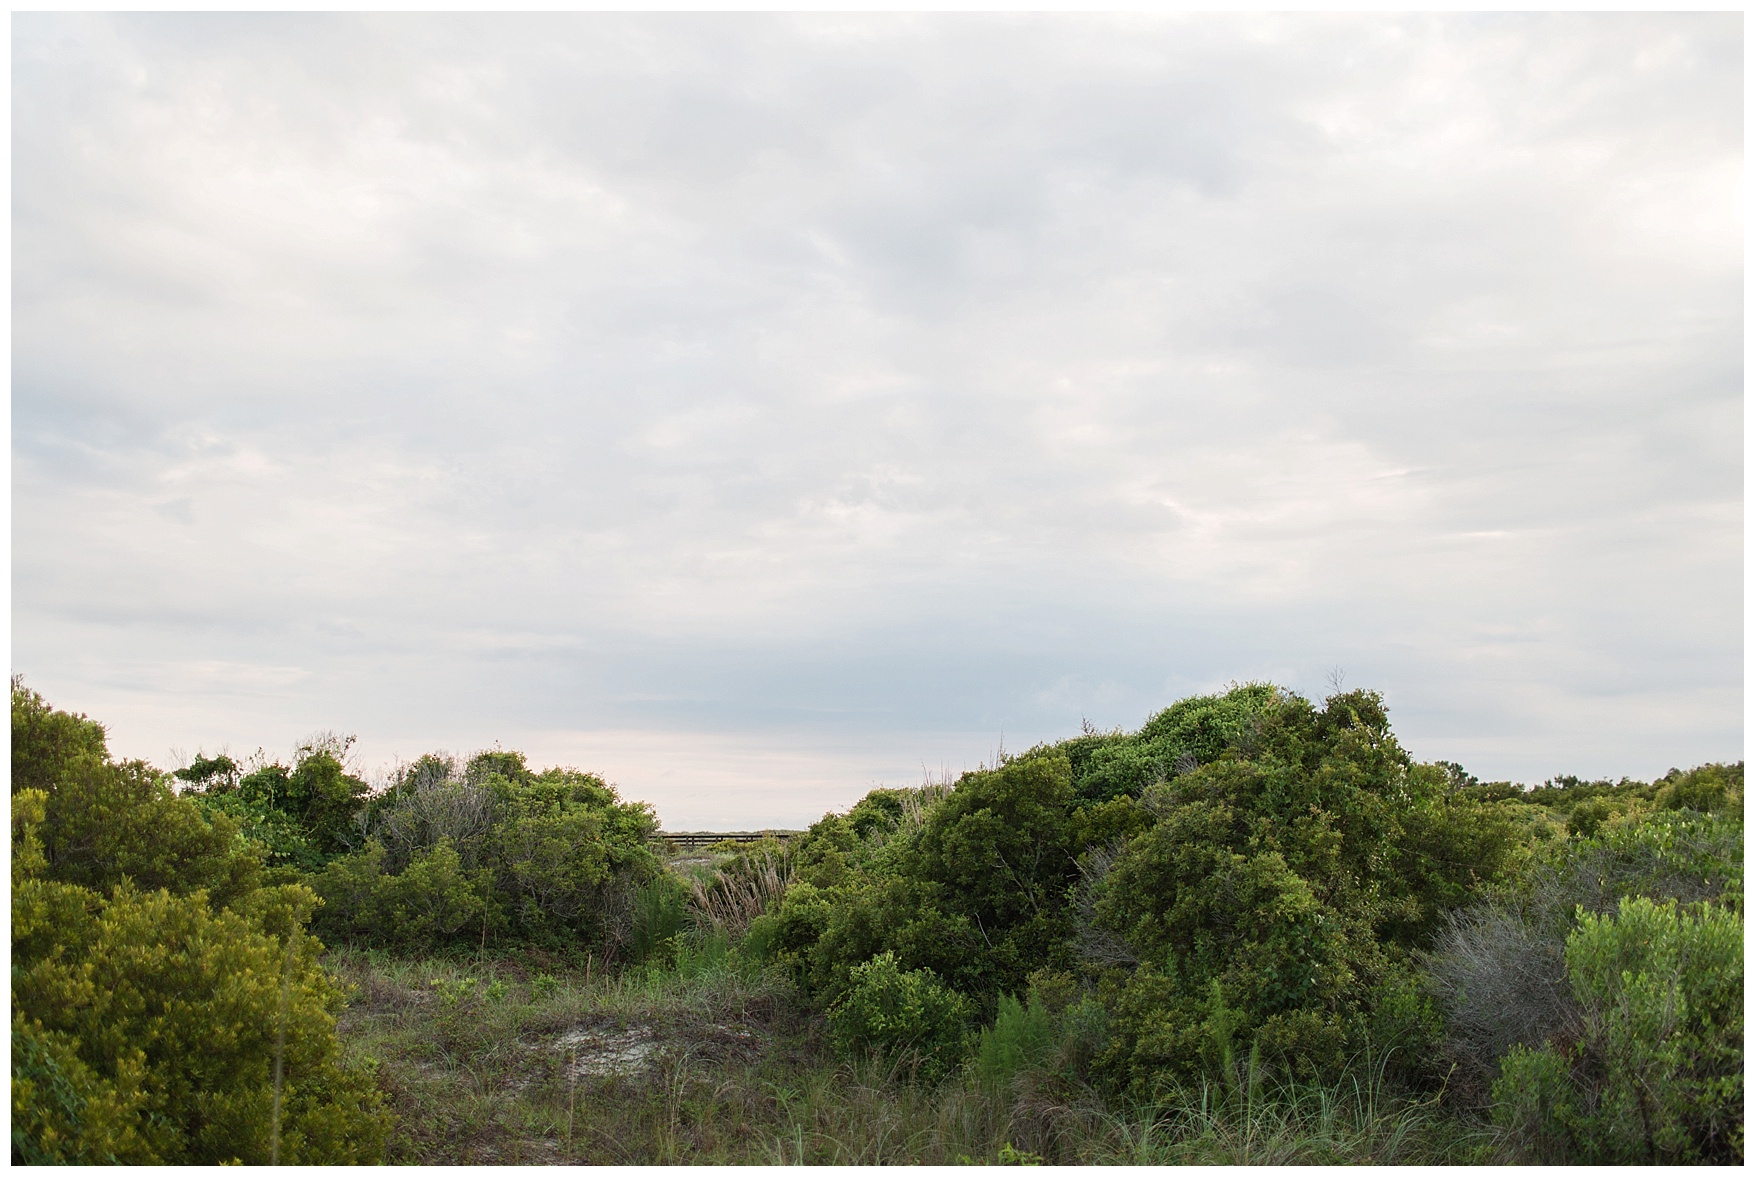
[9,681,389,1164]
[10,677,1742,1165]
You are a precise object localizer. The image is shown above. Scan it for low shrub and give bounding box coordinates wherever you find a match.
[828,952,973,1082]
[974,993,1057,1088]
[310,752,663,955]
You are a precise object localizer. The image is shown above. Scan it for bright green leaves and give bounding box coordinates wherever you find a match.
[1492,896,1743,1164]
[13,881,391,1163]
[827,952,974,1082]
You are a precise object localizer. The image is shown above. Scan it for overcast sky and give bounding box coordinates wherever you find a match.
[13,13,1742,827]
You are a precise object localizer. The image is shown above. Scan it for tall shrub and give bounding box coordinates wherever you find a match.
[9,685,389,1163]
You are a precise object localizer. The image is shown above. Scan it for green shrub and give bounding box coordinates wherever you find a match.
[10,687,391,1163]
[310,755,661,954]
[10,679,109,796]
[630,874,689,964]
[744,879,833,985]
[1549,809,1743,917]
[827,952,973,1082]
[1656,763,1742,815]
[11,1012,149,1164]
[783,753,1082,1009]
[1491,896,1743,1163]
[13,879,391,1163]
[11,682,265,909]
[1089,690,1529,1095]
[973,991,1059,1088]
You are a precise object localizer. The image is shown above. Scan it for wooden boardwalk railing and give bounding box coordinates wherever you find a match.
[658,830,800,851]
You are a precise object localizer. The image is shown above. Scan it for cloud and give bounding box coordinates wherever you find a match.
[13,13,1741,825]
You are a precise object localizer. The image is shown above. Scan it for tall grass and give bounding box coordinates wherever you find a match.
[685,845,791,940]
[1106,1049,1493,1165]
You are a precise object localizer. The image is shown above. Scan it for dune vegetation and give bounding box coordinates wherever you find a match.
[11,677,1742,1164]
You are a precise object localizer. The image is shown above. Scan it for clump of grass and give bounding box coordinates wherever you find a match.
[687,844,792,940]
[1102,1050,1495,1165]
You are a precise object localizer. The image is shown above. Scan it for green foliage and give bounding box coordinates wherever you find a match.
[827,952,973,1082]
[1051,683,1282,807]
[11,1013,148,1164]
[1491,896,1743,1163]
[10,678,110,795]
[757,683,1532,1103]
[10,685,389,1163]
[179,743,371,870]
[313,839,497,953]
[11,682,265,909]
[13,879,391,1163]
[630,874,689,964]
[973,992,1059,1088]
[1093,690,1520,1093]
[310,756,661,954]
[1538,808,1743,921]
[1656,761,1743,815]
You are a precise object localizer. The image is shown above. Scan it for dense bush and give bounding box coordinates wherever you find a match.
[9,684,389,1163]
[747,684,1526,1103]
[310,749,662,955]
[1427,806,1744,1098]
[179,740,371,870]
[1491,896,1742,1163]
[1062,689,1515,1094]
[827,952,974,1082]
[11,686,263,907]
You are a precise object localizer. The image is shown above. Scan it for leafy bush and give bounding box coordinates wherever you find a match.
[827,952,973,1082]
[13,880,391,1162]
[310,751,662,954]
[313,838,497,952]
[11,684,265,908]
[9,685,389,1163]
[1092,690,1520,1094]
[778,756,1085,1008]
[1491,896,1742,1163]
[1655,762,1742,815]
[1427,807,1743,1095]
[176,740,374,870]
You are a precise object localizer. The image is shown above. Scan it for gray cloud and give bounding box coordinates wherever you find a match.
[13,13,1741,825]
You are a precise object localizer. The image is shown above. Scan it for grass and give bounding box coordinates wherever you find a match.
[323,852,1497,1165]
[327,941,1496,1165]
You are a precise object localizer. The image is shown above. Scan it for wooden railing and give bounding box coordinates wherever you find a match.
[658,830,800,851]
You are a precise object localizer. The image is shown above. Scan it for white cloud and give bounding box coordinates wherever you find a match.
[13,13,1741,826]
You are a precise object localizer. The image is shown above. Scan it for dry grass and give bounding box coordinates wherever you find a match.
[685,846,792,940]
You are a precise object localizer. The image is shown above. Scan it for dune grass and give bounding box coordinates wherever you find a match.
[326,938,1494,1165]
